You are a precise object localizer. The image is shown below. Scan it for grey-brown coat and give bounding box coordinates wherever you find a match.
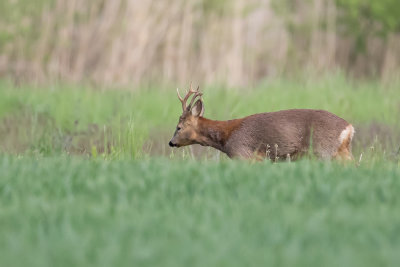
[169,85,354,161]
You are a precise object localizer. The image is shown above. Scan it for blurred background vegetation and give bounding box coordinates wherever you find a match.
[0,0,399,85]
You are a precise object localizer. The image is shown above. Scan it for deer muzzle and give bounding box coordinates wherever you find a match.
[169,140,176,147]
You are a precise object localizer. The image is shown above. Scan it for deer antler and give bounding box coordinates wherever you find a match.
[176,83,202,111]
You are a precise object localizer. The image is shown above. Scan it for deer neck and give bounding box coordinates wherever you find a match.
[195,117,243,153]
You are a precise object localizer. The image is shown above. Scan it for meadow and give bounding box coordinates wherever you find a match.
[0,75,400,266]
[1,157,400,267]
[0,74,399,159]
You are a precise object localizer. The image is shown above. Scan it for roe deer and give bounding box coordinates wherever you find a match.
[169,84,354,161]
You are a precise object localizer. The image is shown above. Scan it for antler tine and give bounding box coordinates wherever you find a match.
[176,84,195,111]
[177,84,202,111]
[177,87,190,111]
[176,88,184,102]
[188,86,202,108]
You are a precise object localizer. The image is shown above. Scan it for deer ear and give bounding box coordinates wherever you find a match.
[191,99,204,117]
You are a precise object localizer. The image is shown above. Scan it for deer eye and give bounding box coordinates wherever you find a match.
[177,126,182,131]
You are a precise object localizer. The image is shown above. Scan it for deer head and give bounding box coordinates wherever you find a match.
[169,84,205,147]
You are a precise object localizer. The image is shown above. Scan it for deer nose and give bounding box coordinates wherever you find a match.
[169,141,175,147]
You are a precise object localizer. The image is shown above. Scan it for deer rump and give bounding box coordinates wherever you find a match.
[169,85,354,161]
[225,109,354,160]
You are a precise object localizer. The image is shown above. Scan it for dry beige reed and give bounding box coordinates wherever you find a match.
[1,0,399,86]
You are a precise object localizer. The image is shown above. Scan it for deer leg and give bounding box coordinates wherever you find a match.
[334,147,353,161]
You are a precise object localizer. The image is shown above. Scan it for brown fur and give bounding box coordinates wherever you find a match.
[170,97,354,161]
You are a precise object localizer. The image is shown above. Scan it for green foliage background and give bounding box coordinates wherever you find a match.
[0,0,52,50]
[336,0,400,36]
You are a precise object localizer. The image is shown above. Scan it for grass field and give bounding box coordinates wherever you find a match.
[0,75,399,159]
[0,75,400,266]
[1,157,400,267]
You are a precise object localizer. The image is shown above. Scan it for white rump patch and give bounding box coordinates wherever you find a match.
[339,124,355,144]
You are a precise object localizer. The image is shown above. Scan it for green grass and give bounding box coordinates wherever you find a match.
[0,74,399,158]
[0,156,399,267]
[0,76,399,266]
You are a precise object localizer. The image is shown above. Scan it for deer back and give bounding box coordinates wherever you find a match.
[225,109,351,160]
